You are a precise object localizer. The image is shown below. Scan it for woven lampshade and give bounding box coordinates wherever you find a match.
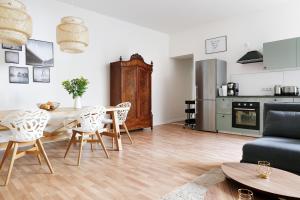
[0,0,32,45]
[56,16,89,53]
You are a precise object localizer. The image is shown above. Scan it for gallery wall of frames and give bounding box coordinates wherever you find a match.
[2,39,54,84]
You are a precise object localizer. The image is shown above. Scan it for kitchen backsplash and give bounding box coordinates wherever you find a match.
[231,69,300,96]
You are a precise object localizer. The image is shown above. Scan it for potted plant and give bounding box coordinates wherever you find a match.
[62,76,89,109]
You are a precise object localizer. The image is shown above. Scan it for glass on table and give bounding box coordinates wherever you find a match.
[257,161,272,179]
[238,189,254,200]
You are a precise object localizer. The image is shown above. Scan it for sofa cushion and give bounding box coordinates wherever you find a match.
[264,110,300,139]
[241,137,300,175]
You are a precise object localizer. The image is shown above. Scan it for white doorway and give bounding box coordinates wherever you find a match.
[170,54,194,123]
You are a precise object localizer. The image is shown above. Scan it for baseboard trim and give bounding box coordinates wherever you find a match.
[154,118,185,126]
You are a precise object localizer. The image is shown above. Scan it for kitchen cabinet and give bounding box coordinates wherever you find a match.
[293,98,300,102]
[216,96,296,137]
[216,98,232,114]
[216,98,232,132]
[263,38,297,69]
[216,114,232,132]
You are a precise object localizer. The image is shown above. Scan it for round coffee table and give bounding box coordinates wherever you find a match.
[221,162,300,199]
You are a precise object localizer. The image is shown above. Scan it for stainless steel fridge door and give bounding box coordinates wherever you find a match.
[196,60,217,100]
[195,99,216,132]
[216,60,227,89]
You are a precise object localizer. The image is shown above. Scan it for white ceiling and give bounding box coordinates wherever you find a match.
[57,0,292,34]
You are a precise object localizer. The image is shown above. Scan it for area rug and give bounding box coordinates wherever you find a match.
[160,168,225,200]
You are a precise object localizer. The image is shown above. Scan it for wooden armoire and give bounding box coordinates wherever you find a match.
[110,54,153,130]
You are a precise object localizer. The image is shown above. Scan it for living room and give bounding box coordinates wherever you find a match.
[0,0,299,199]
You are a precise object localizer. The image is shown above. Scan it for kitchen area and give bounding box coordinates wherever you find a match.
[194,36,300,137]
[216,95,297,137]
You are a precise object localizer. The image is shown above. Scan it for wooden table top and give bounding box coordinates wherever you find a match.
[205,179,270,200]
[221,162,300,199]
[0,106,129,121]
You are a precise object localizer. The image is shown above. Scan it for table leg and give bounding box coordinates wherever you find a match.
[111,110,122,151]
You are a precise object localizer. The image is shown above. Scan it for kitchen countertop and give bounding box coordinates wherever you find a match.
[217,95,300,98]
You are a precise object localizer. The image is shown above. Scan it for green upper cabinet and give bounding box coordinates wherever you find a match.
[263,38,297,69]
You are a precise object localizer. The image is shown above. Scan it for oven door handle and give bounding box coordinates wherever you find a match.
[233,108,256,111]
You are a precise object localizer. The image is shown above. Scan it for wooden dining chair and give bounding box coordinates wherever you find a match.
[64,106,109,166]
[102,102,133,145]
[0,109,54,186]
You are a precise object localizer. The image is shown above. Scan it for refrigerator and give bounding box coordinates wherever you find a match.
[195,59,227,132]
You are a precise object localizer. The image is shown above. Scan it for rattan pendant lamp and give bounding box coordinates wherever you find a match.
[0,0,32,45]
[56,16,89,53]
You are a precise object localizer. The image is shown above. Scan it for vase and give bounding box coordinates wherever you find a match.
[74,96,82,109]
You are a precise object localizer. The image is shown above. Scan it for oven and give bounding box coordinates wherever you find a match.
[232,102,260,130]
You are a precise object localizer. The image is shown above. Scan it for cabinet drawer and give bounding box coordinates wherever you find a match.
[216,114,232,132]
[216,98,232,114]
[232,98,260,102]
[293,98,300,102]
[264,98,293,103]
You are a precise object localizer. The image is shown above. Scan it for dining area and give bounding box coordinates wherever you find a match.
[0,102,132,186]
[0,0,154,193]
[0,51,154,188]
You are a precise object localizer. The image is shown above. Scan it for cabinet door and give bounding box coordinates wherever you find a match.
[137,67,152,126]
[216,114,232,132]
[196,60,216,100]
[216,98,232,114]
[263,38,297,69]
[196,100,216,132]
[121,67,138,122]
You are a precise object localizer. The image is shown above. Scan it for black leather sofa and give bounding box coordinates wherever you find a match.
[241,103,300,175]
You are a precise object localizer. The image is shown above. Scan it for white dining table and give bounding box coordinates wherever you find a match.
[0,106,129,151]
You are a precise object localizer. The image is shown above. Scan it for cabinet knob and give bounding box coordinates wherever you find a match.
[274,99,277,102]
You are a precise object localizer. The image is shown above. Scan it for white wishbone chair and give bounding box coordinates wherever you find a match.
[102,102,133,146]
[0,109,54,186]
[64,106,109,166]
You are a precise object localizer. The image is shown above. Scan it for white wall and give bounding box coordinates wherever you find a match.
[0,0,183,125]
[170,1,300,96]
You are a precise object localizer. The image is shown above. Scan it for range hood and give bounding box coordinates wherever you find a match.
[237,50,263,64]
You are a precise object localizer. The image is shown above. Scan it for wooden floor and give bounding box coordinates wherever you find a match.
[0,124,253,200]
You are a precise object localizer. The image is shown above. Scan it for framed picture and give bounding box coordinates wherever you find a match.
[5,51,19,64]
[9,66,29,84]
[2,44,22,51]
[26,39,54,67]
[205,36,227,54]
[33,67,50,83]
